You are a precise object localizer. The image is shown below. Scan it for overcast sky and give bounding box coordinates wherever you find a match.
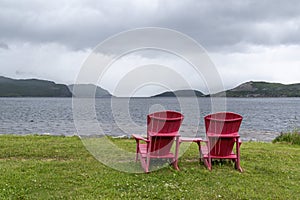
[0,0,300,95]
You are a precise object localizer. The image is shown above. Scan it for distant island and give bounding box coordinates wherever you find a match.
[153,81,300,97]
[0,76,71,97]
[1,76,300,97]
[212,81,300,97]
[152,90,204,97]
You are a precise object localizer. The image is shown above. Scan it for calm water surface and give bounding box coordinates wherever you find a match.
[0,97,299,142]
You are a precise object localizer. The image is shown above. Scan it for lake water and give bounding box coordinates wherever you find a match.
[0,97,299,142]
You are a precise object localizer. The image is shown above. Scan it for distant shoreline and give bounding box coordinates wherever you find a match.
[1,96,300,98]
[1,76,300,97]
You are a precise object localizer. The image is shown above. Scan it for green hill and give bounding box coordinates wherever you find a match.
[214,81,300,97]
[68,84,112,98]
[0,76,72,97]
[152,90,204,97]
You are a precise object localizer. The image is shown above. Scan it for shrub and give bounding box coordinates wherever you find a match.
[273,129,300,145]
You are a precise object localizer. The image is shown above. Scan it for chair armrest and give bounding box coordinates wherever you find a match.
[132,134,149,142]
[180,137,202,143]
[200,139,208,144]
[207,133,240,138]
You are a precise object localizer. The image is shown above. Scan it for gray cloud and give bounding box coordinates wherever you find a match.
[0,0,300,94]
[1,0,300,51]
[0,42,9,49]
[160,0,300,50]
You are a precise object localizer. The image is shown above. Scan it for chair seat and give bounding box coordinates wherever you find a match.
[138,144,176,158]
[200,146,237,159]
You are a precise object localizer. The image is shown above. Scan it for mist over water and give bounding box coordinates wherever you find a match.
[0,97,299,142]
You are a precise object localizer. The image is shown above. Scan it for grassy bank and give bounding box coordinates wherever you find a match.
[0,135,299,199]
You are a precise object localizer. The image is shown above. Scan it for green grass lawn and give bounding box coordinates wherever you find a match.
[0,135,299,199]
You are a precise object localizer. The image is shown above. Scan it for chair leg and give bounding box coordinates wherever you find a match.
[203,157,211,171]
[139,154,149,173]
[135,144,139,162]
[135,153,139,162]
[238,166,243,172]
[235,139,243,172]
[172,160,179,171]
[145,155,150,173]
[135,152,138,162]
[199,149,204,163]
[173,137,180,171]
[199,144,211,171]
[196,141,202,161]
[235,161,243,172]
[235,158,243,172]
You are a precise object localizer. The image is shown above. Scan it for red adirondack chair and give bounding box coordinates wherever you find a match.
[132,111,184,173]
[200,112,243,172]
